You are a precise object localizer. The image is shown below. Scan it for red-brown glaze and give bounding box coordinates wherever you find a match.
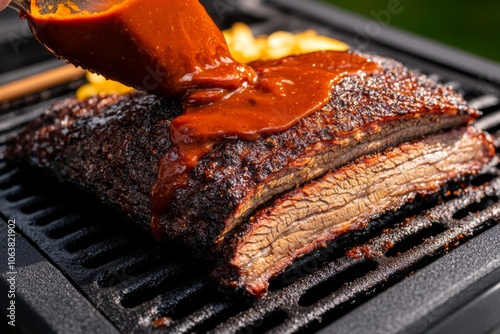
[152,52,381,239]
[24,0,380,240]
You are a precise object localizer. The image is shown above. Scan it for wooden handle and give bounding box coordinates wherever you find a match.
[0,64,86,103]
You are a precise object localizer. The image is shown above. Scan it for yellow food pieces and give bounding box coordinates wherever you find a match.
[224,23,350,63]
[76,72,134,100]
[76,23,349,100]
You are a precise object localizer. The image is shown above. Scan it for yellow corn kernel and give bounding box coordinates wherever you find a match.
[224,23,349,62]
[296,34,350,54]
[76,72,133,100]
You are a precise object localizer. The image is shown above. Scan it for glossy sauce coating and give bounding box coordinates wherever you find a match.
[152,52,380,239]
[24,0,381,240]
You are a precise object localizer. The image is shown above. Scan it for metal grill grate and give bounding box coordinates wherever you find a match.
[1,1,500,333]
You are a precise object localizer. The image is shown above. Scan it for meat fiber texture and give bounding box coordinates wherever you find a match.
[214,127,494,295]
[6,52,492,295]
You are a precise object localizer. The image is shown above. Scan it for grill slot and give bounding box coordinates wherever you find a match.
[120,262,196,308]
[385,223,447,257]
[1,2,500,333]
[452,195,499,220]
[183,300,246,334]
[18,196,58,215]
[154,278,217,322]
[298,259,379,307]
[79,238,140,269]
[0,169,21,190]
[470,170,499,187]
[43,214,87,239]
[237,310,288,334]
[97,252,172,287]
[32,206,75,227]
[63,224,114,252]
[0,161,13,174]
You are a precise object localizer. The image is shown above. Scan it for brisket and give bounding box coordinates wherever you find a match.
[6,53,492,296]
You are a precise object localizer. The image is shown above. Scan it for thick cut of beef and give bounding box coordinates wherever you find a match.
[6,53,494,296]
[214,127,495,295]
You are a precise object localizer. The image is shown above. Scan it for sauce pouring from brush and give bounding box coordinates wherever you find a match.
[4,0,380,240]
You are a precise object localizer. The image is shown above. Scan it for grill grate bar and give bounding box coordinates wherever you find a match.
[152,276,212,318]
[0,169,21,190]
[0,161,11,173]
[42,213,87,239]
[120,262,189,307]
[475,109,500,131]
[168,299,238,334]
[0,107,46,133]
[30,206,75,227]
[61,224,113,252]
[468,95,500,111]
[97,251,174,288]
[79,239,139,268]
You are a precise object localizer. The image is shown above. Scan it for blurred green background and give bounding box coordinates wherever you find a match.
[322,0,500,63]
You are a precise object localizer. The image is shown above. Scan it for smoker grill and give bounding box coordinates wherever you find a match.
[1,1,500,333]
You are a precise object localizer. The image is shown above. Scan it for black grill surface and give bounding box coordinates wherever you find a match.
[1,1,500,333]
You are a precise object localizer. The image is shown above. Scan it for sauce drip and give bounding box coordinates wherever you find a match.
[24,0,381,241]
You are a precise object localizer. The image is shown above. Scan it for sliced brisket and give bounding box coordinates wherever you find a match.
[214,127,495,295]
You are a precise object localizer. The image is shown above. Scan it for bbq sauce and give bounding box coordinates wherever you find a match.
[26,0,254,96]
[24,0,381,240]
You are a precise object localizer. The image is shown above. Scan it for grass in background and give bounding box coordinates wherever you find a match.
[321,0,500,63]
